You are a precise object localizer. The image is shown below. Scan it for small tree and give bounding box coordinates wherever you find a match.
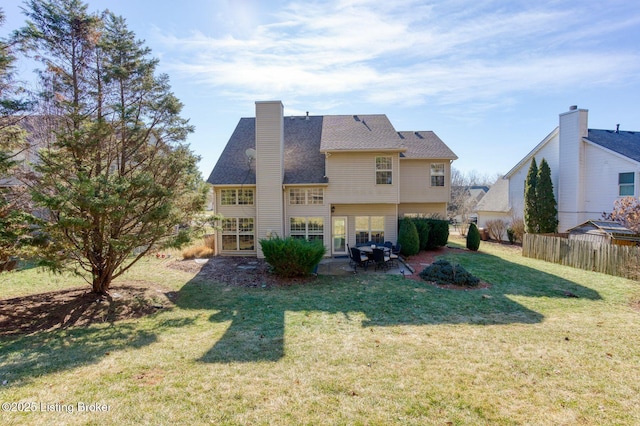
[466,222,480,251]
[603,197,640,233]
[398,219,419,256]
[524,158,538,233]
[536,158,558,233]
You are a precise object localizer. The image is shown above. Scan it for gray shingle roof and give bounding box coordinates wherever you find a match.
[397,131,458,160]
[476,177,510,213]
[207,113,456,185]
[206,116,326,185]
[320,115,402,151]
[586,129,640,163]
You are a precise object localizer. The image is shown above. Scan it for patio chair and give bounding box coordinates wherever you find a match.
[350,247,370,273]
[371,247,390,271]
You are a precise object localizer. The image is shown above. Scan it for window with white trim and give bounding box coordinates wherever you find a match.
[431,163,445,187]
[221,218,254,250]
[220,189,254,205]
[290,217,324,242]
[376,156,392,185]
[355,216,385,245]
[619,172,635,196]
[289,188,324,205]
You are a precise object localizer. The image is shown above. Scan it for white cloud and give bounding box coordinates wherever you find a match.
[158,0,640,112]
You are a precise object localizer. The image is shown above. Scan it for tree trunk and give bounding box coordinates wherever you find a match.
[92,271,112,294]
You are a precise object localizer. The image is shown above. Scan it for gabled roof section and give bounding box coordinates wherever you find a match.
[206,116,326,186]
[320,114,404,152]
[585,129,640,163]
[397,131,458,159]
[504,127,558,179]
[568,220,637,236]
[476,177,510,213]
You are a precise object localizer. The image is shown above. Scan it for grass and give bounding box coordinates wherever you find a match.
[1,237,640,425]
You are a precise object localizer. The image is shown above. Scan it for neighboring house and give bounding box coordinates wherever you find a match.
[207,101,458,257]
[478,106,640,235]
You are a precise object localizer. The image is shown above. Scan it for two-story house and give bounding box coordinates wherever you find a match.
[207,101,458,257]
[477,106,640,235]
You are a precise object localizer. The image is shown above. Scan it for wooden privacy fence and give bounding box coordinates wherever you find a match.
[522,234,640,280]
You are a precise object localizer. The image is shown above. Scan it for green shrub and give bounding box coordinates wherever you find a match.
[414,220,430,251]
[507,228,516,244]
[260,237,326,278]
[466,223,481,251]
[424,218,449,249]
[398,219,420,256]
[419,259,480,287]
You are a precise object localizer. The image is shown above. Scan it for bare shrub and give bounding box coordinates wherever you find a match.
[509,217,525,244]
[485,219,508,241]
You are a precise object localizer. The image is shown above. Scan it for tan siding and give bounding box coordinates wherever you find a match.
[399,159,451,203]
[255,101,285,257]
[325,152,399,204]
[331,204,398,247]
[398,203,447,218]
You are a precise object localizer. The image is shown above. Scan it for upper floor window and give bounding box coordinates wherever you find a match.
[619,172,635,196]
[289,188,324,205]
[221,189,254,205]
[431,163,445,187]
[376,157,392,185]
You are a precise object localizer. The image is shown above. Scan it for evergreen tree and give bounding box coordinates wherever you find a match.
[0,8,37,271]
[523,158,538,233]
[398,219,419,256]
[17,0,206,293]
[536,158,558,233]
[466,222,480,251]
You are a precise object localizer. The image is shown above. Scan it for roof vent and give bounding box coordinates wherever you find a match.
[569,105,578,111]
[616,124,620,134]
[306,111,309,121]
[353,115,360,122]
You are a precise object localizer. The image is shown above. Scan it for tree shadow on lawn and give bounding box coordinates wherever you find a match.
[177,251,601,363]
[0,316,196,388]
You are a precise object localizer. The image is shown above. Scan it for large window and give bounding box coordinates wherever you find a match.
[290,217,324,242]
[289,188,324,205]
[355,216,385,245]
[431,163,445,187]
[221,218,254,251]
[619,172,635,196]
[376,157,393,185]
[220,189,254,206]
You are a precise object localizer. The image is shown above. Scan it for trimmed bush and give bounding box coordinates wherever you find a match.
[424,218,449,249]
[414,220,430,251]
[419,259,480,287]
[398,219,420,256]
[260,237,326,278]
[466,223,481,251]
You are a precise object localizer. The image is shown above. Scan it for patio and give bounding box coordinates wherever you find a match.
[315,256,412,277]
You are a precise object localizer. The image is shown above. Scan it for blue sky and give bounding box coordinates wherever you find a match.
[2,0,640,181]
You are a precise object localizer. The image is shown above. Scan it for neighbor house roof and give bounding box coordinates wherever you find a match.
[397,131,458,160]
[476,177,510,213]
[208,113,456,186]
[567,220,638,237]
[585,129,640,163]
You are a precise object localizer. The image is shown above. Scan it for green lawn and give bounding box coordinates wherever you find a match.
[1,238,639,425]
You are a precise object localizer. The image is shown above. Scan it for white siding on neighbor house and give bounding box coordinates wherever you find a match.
[558,109,588,231]
[331,204,398,247]
[325,152,400,204]
[508,132,560,221]
[582,143,640,221]
[255,101,285,257]
[477,211,512,241]
[399,160,451,203]
[397,203,447,218]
